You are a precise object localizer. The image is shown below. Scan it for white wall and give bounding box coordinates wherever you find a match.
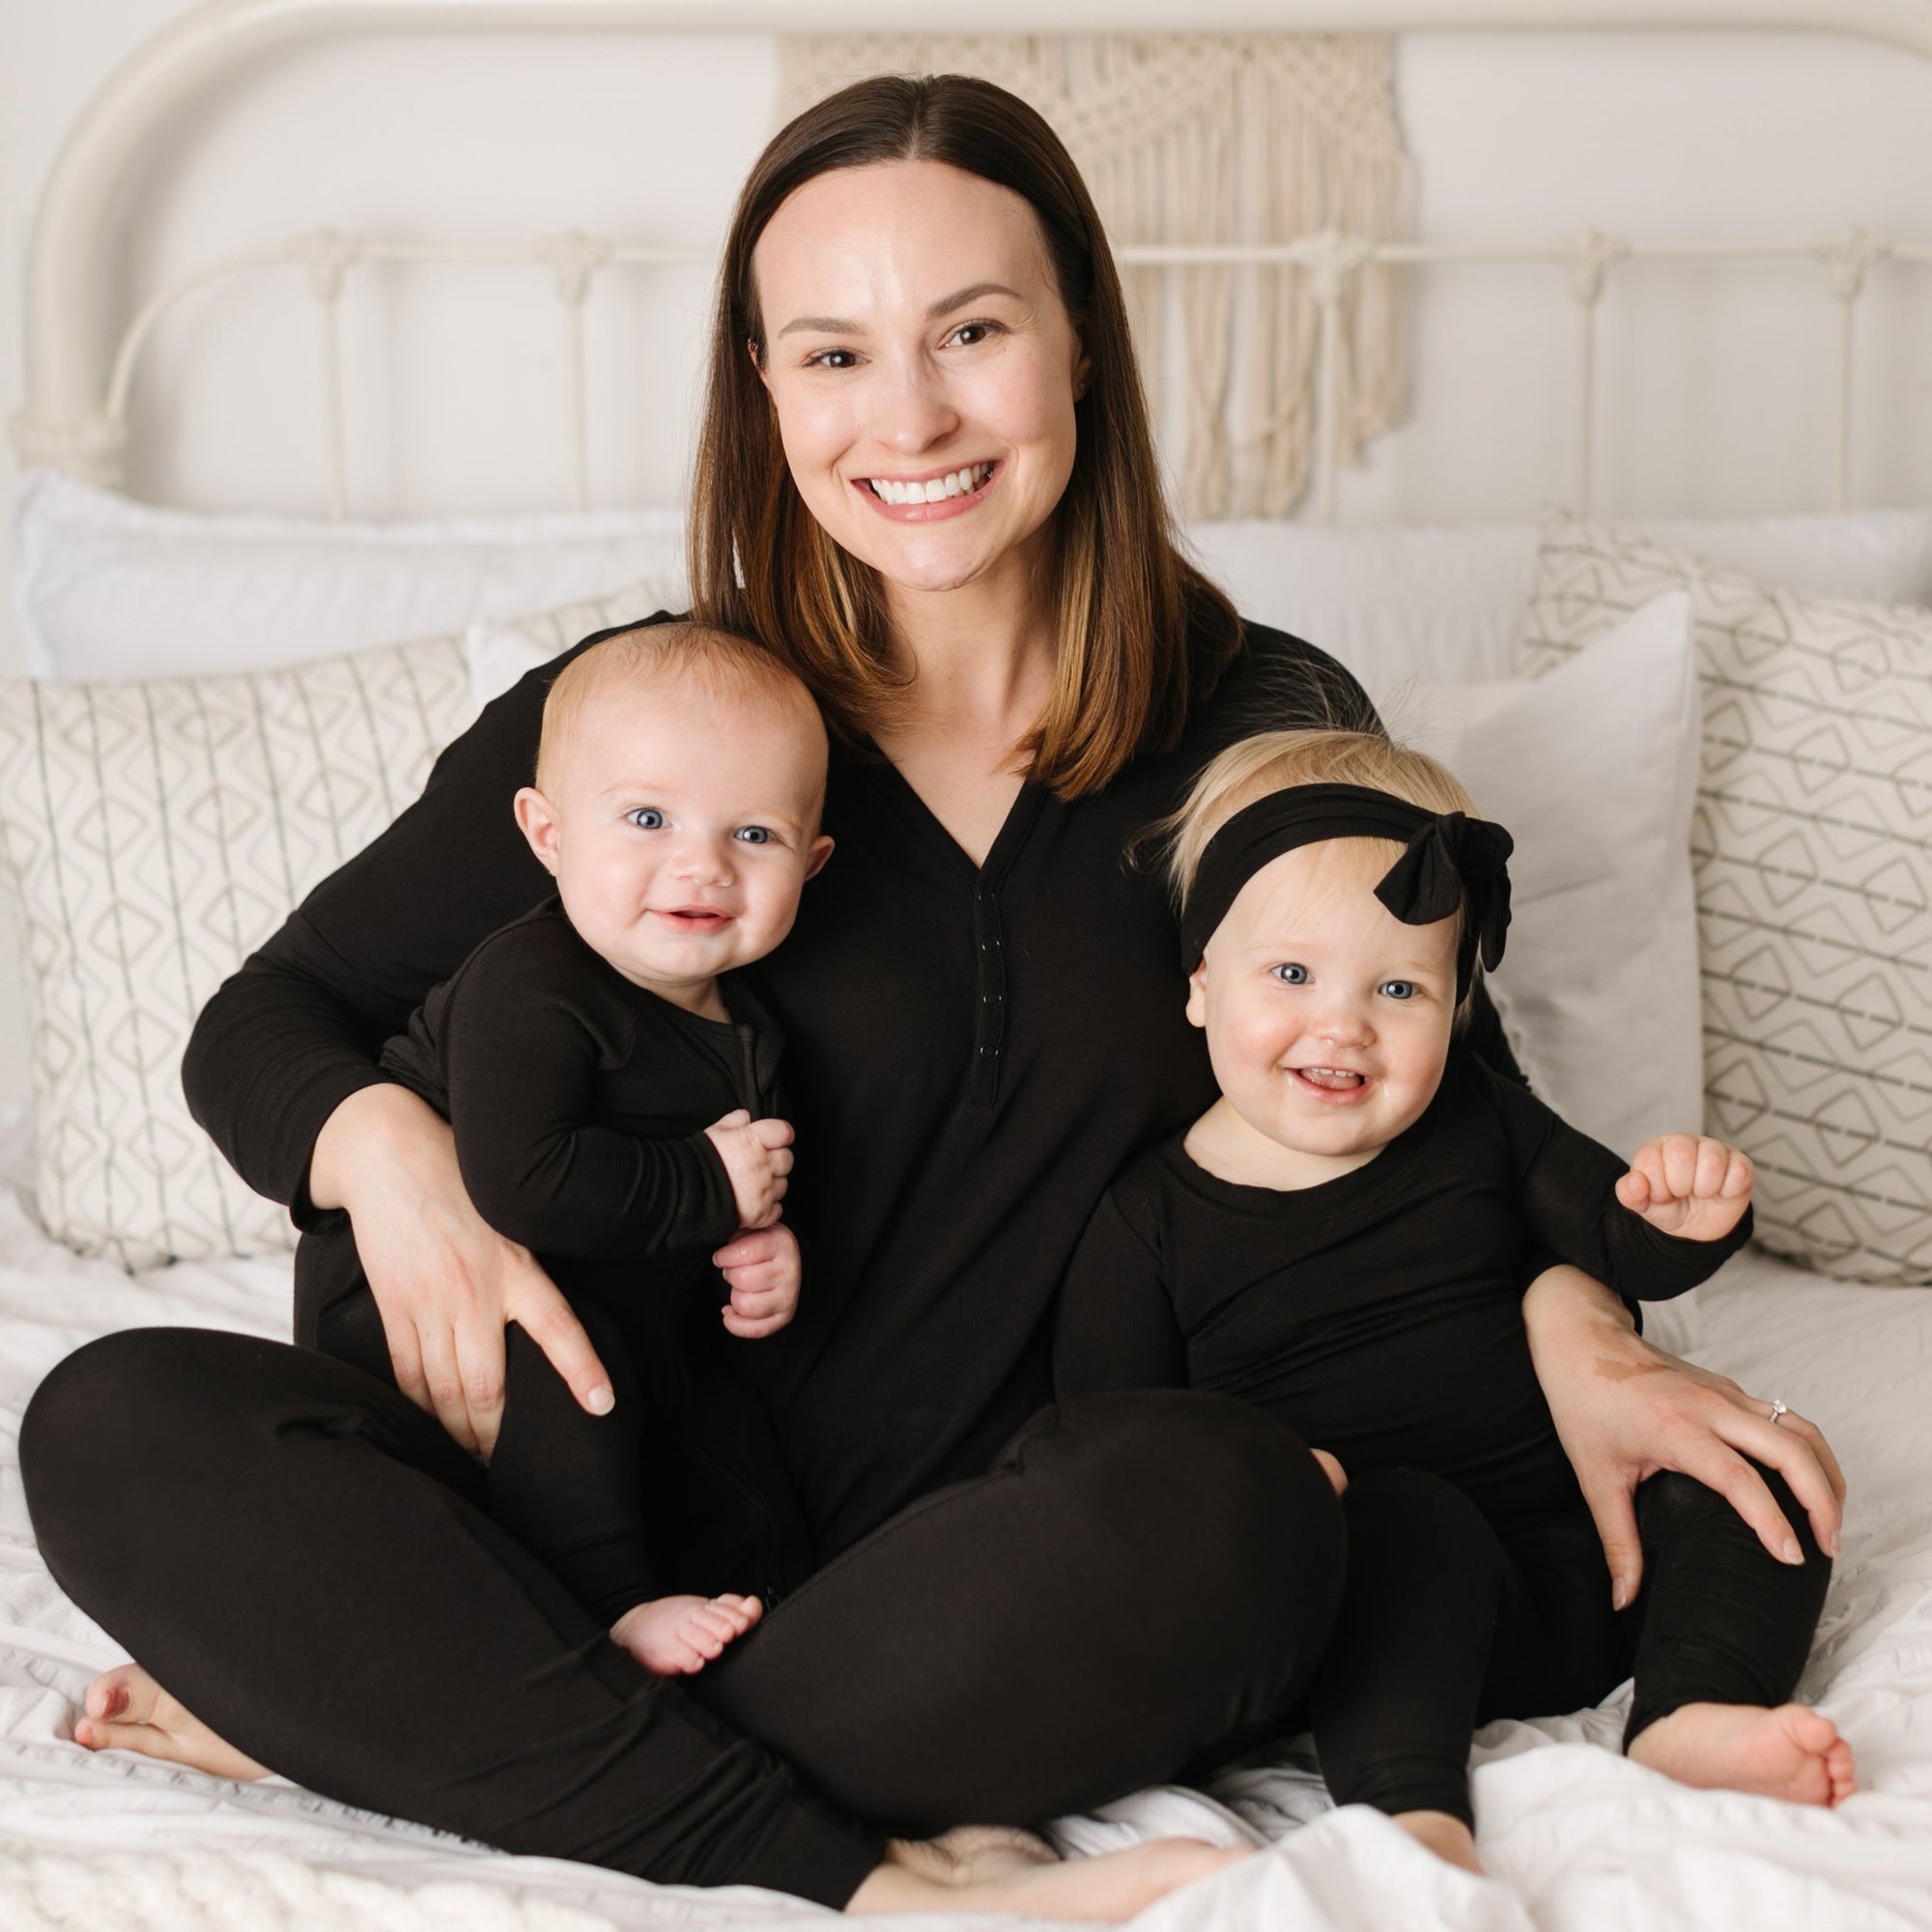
[2,8,1931,1113]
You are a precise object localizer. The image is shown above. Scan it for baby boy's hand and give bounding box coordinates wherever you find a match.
[714,1223,802,1339]
[703,1109,792,1231]
[1616,1133,1754,1243]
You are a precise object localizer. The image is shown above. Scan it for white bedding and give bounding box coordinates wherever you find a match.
[2,1103,1929,1932]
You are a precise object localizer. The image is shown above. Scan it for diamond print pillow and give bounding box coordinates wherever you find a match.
[0,578,674,1271]
[1521,510,1932,1285]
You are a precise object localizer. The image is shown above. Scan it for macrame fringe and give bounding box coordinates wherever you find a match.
[775,36,1412,520]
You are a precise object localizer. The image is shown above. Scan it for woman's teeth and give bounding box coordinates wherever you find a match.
[867,464,992,505]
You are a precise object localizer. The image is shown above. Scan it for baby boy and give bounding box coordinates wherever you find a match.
[294,619,833,1675]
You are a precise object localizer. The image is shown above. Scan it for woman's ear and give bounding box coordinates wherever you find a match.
[1184,961,1208,1029]
[514,786,563,876]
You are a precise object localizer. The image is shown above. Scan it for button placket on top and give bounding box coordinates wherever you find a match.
[969,880,1007,1109]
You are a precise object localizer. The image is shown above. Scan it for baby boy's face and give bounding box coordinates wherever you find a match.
[1186,838,1459,1181]
[522,673,832,998]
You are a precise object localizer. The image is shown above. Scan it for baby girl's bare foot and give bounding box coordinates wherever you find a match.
[1393,1809,1484,1875]
[848,1835,1249,1918]
[610,1592,762,1675]
[1629,1702,1858,1806]
[73,1662,269,1781]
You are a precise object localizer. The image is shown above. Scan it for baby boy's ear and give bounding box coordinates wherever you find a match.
[804,834,836,880]
[513,786,563,876]
[1183,961,1208,1029]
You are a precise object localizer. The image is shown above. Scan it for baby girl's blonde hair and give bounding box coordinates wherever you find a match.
[1155,727,1485,1009]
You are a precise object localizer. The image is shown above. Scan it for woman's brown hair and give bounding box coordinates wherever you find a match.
[689,71,1240,800]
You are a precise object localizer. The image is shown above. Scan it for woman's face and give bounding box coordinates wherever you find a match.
[752,158,1091,614]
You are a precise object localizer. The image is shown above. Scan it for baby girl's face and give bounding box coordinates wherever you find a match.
[1186,838,1459,1183]
[516,672,833,1003]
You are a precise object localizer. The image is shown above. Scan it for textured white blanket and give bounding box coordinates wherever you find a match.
[3,1109,1929,1932]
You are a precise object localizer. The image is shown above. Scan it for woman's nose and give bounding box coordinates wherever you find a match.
[875,349,960,453]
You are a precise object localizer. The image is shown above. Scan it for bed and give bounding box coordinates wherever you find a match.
[3,3,1931,1927]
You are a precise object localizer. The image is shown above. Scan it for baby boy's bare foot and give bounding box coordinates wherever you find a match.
[73,1662,269,1781]
[1393,1809,1484,1875]
[849,1835,1249,1918]
[610,1592,763,1675]
[1628,1701,1858,1807]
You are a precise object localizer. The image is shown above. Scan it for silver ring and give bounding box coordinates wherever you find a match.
[1768,1400,1790,1426]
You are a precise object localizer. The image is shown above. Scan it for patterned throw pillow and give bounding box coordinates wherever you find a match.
[1521,510,1932,1285]
[0,578,672,1270]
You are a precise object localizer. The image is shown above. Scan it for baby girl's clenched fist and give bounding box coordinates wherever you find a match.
[703,1108,793,1230]
[1616,1133,1754,1243]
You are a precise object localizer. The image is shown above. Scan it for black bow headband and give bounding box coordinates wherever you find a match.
[1179,782,1515,1000]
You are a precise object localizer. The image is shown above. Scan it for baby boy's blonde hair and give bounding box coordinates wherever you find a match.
[1157,727,1485,1010]
[534,620,826,806]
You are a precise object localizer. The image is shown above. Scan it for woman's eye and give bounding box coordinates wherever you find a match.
[805,348,858,370]
[625,808,666,830]
[734,825,775,845]
[946,321,1001,349]
[1270,963,1309,985]
[1379,980,1418,1001]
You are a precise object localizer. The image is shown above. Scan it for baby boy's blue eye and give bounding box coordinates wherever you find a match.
[1380,980,1418,1001]
[1271,963,1309,984]
[735,826,774,845]
[626,808,666,830]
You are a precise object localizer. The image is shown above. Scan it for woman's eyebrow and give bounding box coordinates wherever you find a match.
[776,282,1026,339]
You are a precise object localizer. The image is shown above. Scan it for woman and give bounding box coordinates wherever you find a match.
[20,73,1842,1918]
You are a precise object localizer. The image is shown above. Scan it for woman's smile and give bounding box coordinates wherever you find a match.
[854,459,1000,519]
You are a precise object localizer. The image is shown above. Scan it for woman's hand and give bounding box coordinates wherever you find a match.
[309,1084,612,1460]
[1522,1264,1845,1609]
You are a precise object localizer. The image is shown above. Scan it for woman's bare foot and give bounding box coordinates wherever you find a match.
[1311,1448,1348,1495]
[847,1835,1249,1918]
[610,1593,762,1675]
[1393,1809,1483,1875]
[924,1824,1061,1879]
[1628,1702,1858,1806]
[72,1663,268,1781]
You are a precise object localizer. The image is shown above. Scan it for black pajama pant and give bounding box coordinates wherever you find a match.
[294,1214,811,1623]
[1311,1464,1833,1826]
[19,1329,1346,1906]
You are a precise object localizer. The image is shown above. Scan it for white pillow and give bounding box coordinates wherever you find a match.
[465,576,682,714]
[1389,591,1702,1161]
[1523,512,1932,1287]
[0,572,683,1269]
[13,470,690,682]
[1187,510,1932,704]
[0,634,476,1267]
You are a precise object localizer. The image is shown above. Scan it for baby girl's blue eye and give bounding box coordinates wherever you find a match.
[734,826,774,845]
[1379,980,1418,1001]
[626,808,666,830]
[1271,963,1309,984]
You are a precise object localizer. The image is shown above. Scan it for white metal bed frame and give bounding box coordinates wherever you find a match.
[13,0,1932,525]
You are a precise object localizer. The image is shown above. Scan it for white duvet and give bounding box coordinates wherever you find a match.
[2,1107,1928,1932]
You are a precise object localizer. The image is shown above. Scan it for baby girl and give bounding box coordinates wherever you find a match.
[1056,726,1850,1873]
[296,620,831,1676]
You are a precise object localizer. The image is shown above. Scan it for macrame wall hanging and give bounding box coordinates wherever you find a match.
[776,36,1413,520]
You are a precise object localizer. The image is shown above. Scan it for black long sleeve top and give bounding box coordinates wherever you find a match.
[375,897,780,1309]
[1053,1054,1752,1533]
[185,610,1520,1559]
